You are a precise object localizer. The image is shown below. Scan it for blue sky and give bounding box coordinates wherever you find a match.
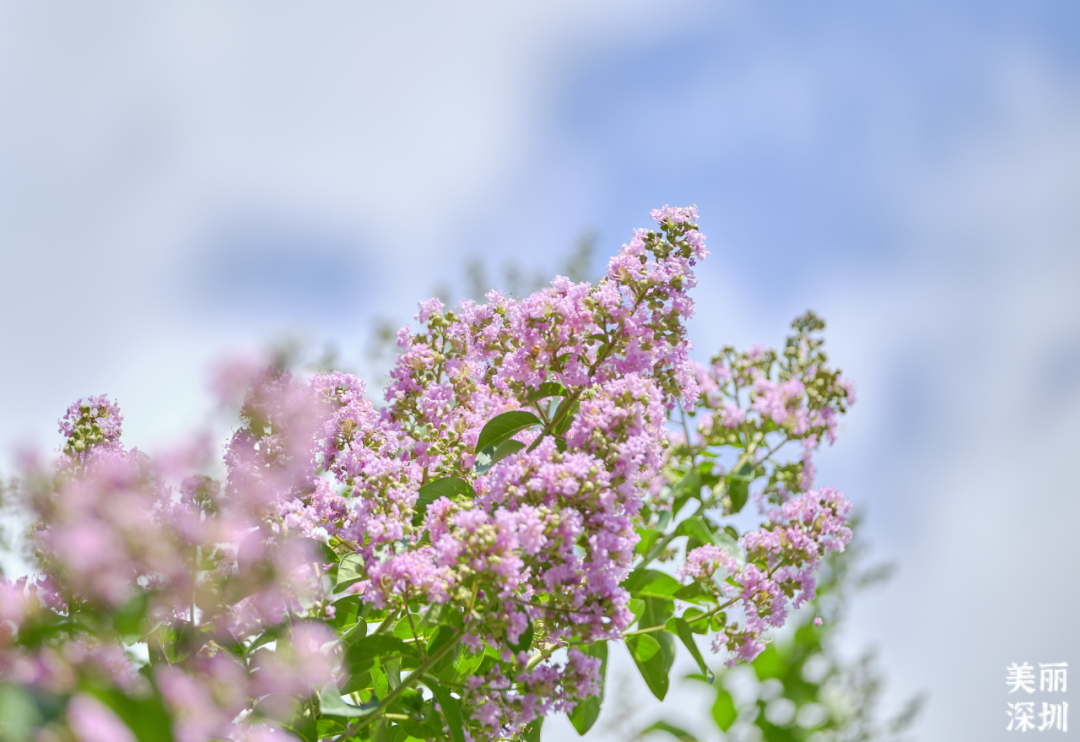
[2,2,1079,740]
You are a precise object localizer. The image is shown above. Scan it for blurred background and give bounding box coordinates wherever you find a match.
[2,1,1079,740]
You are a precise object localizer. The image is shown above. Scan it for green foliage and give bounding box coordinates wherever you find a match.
[644,523,923,742]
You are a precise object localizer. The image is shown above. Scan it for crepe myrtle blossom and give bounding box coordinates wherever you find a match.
[0,207,854,741]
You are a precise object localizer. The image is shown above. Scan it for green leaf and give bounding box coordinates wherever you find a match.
[627,633,675,700]
[113,592,149,636]
[0,683,43,741]
[524,717,544,742]
[91,688,175,742]
[319,682,380,717]
[329,595,362,631]
[504,618,534,653]
[285,713,318,742]
[317,717,350,738]
[521,382,567,405]
[725,461,754,515]
[346,635,420,676]
[623,569,682,599]
[643,720,702,742]
[672,582,713,605]
[711,688,737,731]
[551,398,579,435]
[157,621,204,664]
[426,625,461,672]
[249,623,287,651]
[415,477,476,524]
[752,643,783,680]
[639,596,674,630]
[667,617,713,683]
[428,683,465,742]
[675,518,745,566]
[727,476,750,514]
[568,641,608,735]
[670,462,722,515]
[635,527,662,557]
[681,607,712,634]
[475,410,542,452]
[337,553,366,591]
[491,439,525,466]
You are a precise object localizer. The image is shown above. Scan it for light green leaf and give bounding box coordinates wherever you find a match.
[623,569,682,599]
[491,439,525,466]
[319,682,380,718]
[643,720,702,742]
[627,633,675,700]
[524,718,544,742]
[336,553,366,590]
[711,688,737,731]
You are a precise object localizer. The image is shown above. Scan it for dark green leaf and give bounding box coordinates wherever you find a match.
[157,621,204,664]
[475,411,542,452]
[346,635,420,676]
[426,625,461,672]
[428,683,465,742]
[667,617,713,683]
[317,717,350,737]
[643,720,702,742]
[415,477,477,524]
[284,713,318,742]
[726,475,750,514]
[521,382,567,405]
[320,682,380,717]
[627,633,675,700]
[725,461,754,515]
[568,641,608,735]
[524,718,544,742]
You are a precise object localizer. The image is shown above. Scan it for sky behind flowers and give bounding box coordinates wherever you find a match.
[2,2,1079,740]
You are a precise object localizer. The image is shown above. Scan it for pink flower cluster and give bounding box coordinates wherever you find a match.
[677,486,852,665]
[459,647,601,733]
[248,207,706,738]
[0,207,859,740]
